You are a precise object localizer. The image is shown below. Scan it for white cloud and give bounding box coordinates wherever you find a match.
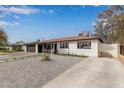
[0,14,6,18]
[0,6,41,15]
[0,6,56,16]
[70,5,87,11]
[0,6,55,28]
[9,21,20,26]
[0,6,41,27]
[0,21,8,27]
[70,6,78,11]
[80,5,100,9]
[81,5,86,8]
[48,9,54,13]
[0,21,20,27]
[93,5,100,7]
[13,15,20,19]
[41,9,55,14]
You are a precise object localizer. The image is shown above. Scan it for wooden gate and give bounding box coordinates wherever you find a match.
[120,45,124,55]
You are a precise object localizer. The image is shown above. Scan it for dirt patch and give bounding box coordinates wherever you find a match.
[118,54,124,64]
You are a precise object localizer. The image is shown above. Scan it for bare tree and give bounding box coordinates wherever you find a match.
[94,5,124,43]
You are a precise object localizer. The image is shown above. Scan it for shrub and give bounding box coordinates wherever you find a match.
[42,53,52,61]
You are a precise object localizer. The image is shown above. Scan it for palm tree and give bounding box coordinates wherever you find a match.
[0,28,8,46]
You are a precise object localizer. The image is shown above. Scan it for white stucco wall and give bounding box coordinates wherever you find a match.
[8,46,12,51]
[57,40,99,57]
[99,43,119,57]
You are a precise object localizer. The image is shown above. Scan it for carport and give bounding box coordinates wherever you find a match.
[24,42,37,53]
[27,45,35,52]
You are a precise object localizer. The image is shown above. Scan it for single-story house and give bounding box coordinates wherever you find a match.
[23,36,104,57]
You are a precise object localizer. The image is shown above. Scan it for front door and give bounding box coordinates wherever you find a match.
[38,44,43,53]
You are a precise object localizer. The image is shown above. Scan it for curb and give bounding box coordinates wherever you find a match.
[0,54,42,63]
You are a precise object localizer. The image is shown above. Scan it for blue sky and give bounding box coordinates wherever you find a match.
[0,5,108,43]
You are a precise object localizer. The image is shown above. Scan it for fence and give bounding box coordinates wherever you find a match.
[99,44,118,57]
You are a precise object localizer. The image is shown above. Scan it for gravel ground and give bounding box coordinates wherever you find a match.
[0,54,84,88]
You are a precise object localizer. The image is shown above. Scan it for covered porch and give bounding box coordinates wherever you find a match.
[24,42,58,54]
[38,42,57,54]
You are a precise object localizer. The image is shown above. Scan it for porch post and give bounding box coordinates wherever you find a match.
[43,43,44,53]
[50,43,53,55]
[35,44,38,53]
[24,45,27,53]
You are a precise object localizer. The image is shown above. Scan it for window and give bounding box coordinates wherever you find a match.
[77,41,91,49]
[60,42,69,49]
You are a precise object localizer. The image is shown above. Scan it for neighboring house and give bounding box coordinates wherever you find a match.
[24,36,103,57]
[10,43,25,52]
[0,46,10,51]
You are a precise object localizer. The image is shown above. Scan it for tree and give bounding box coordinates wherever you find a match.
[110,5,124,44]
[94,5,124,43]
[94,9,114,43]
[16,41,25,45]
[113,13,124,44]
[0,28,8,46]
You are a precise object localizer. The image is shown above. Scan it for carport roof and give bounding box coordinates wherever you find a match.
[25,36,103,45]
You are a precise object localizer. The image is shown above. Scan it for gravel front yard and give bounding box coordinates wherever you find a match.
[0,54,84,88]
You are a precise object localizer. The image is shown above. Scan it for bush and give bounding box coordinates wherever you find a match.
[42,53,52,61]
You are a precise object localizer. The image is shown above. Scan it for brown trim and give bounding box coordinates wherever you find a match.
[44,36,102,43]
[24,36,103,45]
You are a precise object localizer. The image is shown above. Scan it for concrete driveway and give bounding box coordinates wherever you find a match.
[43,57,124,88]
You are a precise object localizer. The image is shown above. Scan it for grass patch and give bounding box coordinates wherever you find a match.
[0,54,42,63]
[7,58,16,62]
[0,50,16,55]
